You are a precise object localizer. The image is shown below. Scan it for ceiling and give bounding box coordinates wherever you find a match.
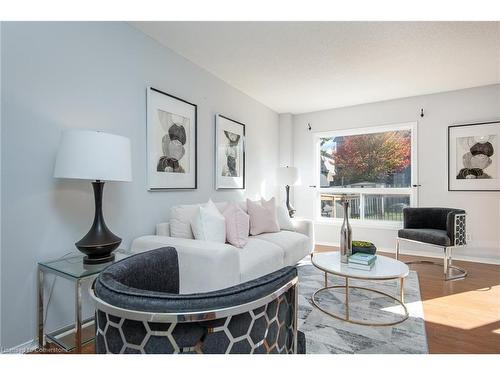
[132,22,500,114]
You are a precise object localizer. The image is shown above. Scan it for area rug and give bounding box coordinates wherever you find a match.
[297,259,428,354]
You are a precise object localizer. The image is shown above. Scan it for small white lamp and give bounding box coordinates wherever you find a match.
[54,130,132,264]
[277,166,299,217]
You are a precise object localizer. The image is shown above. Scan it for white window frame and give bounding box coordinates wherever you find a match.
[313,121,418,228]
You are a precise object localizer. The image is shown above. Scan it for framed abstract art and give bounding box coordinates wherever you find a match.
[448,121,500,191]
[215,114,246,189]
[146,87,197,190]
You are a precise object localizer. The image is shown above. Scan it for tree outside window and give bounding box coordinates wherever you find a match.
[317,127,414,223]
[320,130,411,188]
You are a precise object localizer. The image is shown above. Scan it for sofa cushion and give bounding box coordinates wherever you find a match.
[254,231,310,265]
[398,228,451,246]
[191,200,226,243]
[170,204,199,239]
[216,201,247,213]
[247,198,280,236]
[276,205,295,231]
[130,235,241,293]
[223,202,250,248]
[170,201,247,239]
[239,238,284,283]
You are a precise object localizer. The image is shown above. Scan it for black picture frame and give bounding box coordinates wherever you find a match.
[147,87,197,190]
[448,120,500,191]
[215,114,246,190]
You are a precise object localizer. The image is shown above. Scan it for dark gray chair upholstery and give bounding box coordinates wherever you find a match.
[398,228,451,247]
[91,247,304,354]
[396,207,467,281]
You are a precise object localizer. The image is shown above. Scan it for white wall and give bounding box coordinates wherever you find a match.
[0,22,280,349]
[291,84,500,263]
[279,113,294,167]
[0,21,3,347]
[277,113,294,204]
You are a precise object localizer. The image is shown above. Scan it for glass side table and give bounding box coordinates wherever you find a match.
[38,249,133,353]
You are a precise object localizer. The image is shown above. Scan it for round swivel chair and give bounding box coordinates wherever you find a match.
[91,247,305,354]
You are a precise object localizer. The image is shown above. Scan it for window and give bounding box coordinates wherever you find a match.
[315,123,417,224]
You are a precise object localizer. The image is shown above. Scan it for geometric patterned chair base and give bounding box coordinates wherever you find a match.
[396,207,467,281]
[91,247,303,354]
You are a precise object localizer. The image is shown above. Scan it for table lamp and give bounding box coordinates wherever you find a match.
[54,130,132,264]
[277,166,299,217]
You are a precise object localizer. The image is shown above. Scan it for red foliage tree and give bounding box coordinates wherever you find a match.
[332,131,410,186]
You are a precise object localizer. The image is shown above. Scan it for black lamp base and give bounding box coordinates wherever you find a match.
[83,253,116,265]
[76,181,122,264]
[285,184,296,218]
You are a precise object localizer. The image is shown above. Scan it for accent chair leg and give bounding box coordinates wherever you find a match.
[448,249,453,269]
[443,248,449,276]
[444,247,468,281]
[403,241,467,281]
[396,238,400,260]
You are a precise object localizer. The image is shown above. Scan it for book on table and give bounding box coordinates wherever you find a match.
[348,252,376,265]
[347,262,375,271]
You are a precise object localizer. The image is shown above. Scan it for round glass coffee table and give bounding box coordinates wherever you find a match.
[311,252,410,326]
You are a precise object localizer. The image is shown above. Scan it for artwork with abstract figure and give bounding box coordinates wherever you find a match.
[215,114,245,189]
[156,110,190,174]
[222,130,241,177]
[448,121,500,191]
[456,135,496,179]
[147,87,197,190]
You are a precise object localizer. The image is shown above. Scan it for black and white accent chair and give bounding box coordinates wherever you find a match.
[90,247,304,354]
[396,207,467,281]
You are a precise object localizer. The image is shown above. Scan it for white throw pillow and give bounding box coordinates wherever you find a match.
[190,199,226,243]
[276,205,295,231]
[170,204,200,239]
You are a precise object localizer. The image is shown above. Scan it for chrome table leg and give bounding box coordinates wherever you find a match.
[345,277,349,321]
[400,277,405,304]
[293,284,298,354]
[38,267,44,349]
[75,279,82,353]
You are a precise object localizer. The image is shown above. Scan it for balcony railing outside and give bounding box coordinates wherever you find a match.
[320,193,409,221]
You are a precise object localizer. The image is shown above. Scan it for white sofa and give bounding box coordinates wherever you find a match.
[131,201,314,294]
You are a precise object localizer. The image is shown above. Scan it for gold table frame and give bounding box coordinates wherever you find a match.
[311,263,409,327]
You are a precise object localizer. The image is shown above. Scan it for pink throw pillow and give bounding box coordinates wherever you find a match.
[247,198,280,236]
[223,202,250,248]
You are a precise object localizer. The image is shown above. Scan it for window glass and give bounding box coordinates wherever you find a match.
[320,194,360,219]
[363,194,410,221]
[320,130,411,188]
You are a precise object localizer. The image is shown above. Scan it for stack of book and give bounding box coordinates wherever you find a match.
[348,252,377,270]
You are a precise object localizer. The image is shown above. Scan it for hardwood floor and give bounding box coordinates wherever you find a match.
[34,245,500,354]
[316,245,500,353]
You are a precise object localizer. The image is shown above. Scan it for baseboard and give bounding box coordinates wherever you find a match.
[2,318,96,354]
[1,338,38,354]
[315,241,500,265]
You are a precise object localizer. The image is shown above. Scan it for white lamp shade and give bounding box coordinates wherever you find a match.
[277,166,299,186]
[54,130,132,182]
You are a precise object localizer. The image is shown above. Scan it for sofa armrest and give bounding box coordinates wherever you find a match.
[130,235,240,294]
[292,218,315,253]
[156,222,170,236]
